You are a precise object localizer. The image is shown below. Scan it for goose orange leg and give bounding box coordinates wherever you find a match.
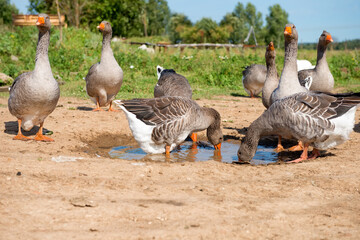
[287,143,309,163]
[190,132,198,142]
[308,148,320,160]
[34,122,54,142]
[13,119,31,141]
[108,101,119,112]
[274,135,285,152]
[288,140,304,151]
[93,97,104,112]
[250,91,255,98]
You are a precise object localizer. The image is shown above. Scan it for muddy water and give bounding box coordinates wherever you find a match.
[109,140,285,165]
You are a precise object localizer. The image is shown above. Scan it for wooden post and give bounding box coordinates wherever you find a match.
[55,0,62,43]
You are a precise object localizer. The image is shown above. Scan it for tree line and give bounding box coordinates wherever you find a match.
[2,0,358,49]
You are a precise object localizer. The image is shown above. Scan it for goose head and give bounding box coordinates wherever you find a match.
[156,65,164,80]
[206,109,223,150]
[319,30,333,46]
[237,137,256,163]
[265,41,276,62]
[36,13,51,32]
[284,23,298,42]
[97,21,112,34]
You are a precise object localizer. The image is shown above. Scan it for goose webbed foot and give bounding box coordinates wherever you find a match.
[288,141,304,151]
[287,143,309,163]
[108,101,120,112]
[13,134,32,141]
[34,122,54,142]
[308,148,320,160]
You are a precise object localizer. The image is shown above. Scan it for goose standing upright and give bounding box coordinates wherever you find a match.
[85,21,123,111]
[114,97,223,156]
[271,24,308,104]
[8,14,60,142]
[238,92,360,163]
[242,64,267,98]
[262,42,279,109]
[298,31,334,92]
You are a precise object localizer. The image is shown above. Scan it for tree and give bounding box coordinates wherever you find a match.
[219,13,245,43]
[180,17,229,43]
[145,0,170,36]
[166,13,192,43]
[220,2,263,44]
[84,0,146,37]
[0,0,19,24]
[264,4,289,48]
[28,0,55,14]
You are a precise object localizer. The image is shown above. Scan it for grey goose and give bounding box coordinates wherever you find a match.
[238,92,360,163]
[298,31,334,92]
[85,21,123,111]
[114,97,223,156]
[8,14,60,142]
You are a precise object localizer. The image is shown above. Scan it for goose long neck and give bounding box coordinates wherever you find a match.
[100,32,114,63]
[315,43,328,69]
[266,56,277,78]
[283,38,298,74]
[34,30,52,73]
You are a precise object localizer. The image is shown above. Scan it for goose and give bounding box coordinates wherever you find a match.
[154,65,198,142]
[8,13,60,142]
[298,31,334,92]
[114,97,223,156]
[269,23,310,152]
[242,64,266,98]
[85,21,123,111]
[238,92,360,163]
[154,65,192,99]
[242,60,311,99]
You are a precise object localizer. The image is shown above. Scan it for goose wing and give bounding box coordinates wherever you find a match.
[121,97,195,126]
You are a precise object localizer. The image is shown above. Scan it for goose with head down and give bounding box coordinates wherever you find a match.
[85,21,123,111]
[154,65,198,142]
[8,13,60,142]
[238,92,360,163]
[114,97,223,156]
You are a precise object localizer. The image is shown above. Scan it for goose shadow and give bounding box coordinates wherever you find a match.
[77,106,94,111]
[354,121,360,133]
[230,92,261,99]
[224,126,248,135]
[4,121,51,136]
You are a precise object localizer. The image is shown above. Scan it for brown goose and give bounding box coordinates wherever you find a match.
[242,64,267,98]
[154,65,198,142]
[114,97,223,156]
[85,21,123,111]
[8,13,60,142]
[238,92,360,163]
[154,65,192,99]
[298,31,334,92]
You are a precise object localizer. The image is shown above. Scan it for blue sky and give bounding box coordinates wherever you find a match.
[11,0,360,43]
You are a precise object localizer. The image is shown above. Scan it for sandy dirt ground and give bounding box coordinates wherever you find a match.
[0,95,360,239]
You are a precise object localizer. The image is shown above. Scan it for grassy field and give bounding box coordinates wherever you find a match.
[0,26,359,100]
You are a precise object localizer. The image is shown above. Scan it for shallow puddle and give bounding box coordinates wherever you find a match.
[109,140,283,165]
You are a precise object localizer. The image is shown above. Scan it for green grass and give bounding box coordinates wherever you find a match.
[0,26,359,100]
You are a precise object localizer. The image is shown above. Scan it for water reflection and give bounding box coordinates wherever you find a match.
[109,140,282,165]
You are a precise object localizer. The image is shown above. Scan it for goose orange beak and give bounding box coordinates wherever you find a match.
[269,42,275,51]
[214,143,221,150]
[36,17,45,26]
[284,26,292,36]
[326,34,333,43]
[97,22,105,30]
